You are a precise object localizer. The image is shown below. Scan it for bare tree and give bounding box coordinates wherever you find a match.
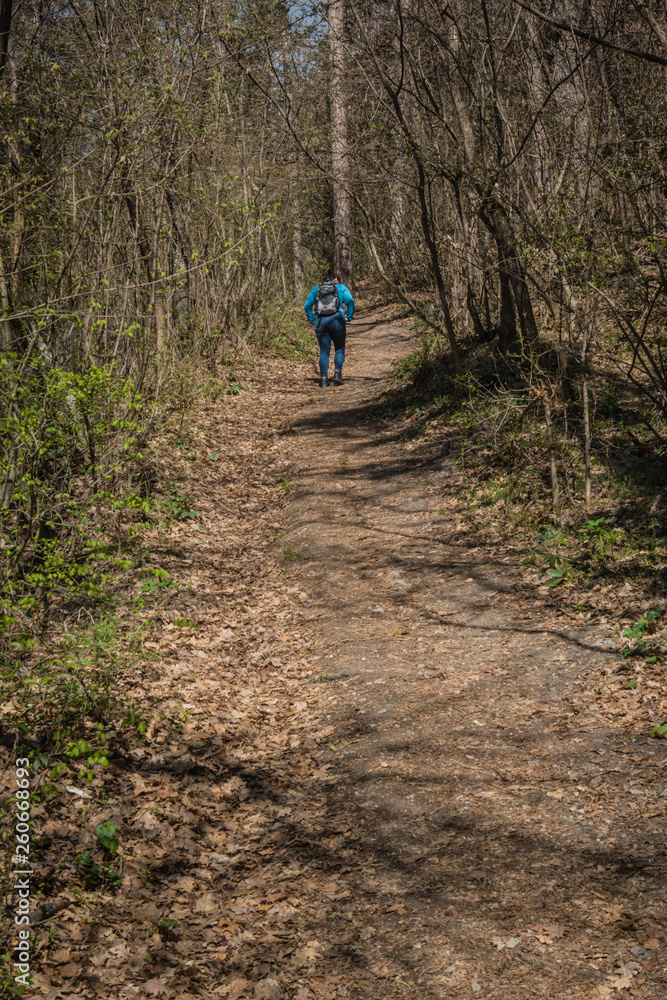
[329,0,353,286]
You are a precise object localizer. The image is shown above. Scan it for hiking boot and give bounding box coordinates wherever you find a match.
[333,370,345,385]
[320,376,331,388]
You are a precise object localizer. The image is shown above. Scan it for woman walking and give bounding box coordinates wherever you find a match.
[304,275,355,387]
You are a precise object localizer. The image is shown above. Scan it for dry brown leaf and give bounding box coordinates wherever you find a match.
[108,941,132,964]
[130,774,151,794]
[49,947,71,964]
[175,875,196,892]
[227,978,250,1000]
[530,922,566,943]
[291,939,325,967]
[615,962,641,981]
[254,979,281,1000]
[194,892,218,915]
[143,978,169,996]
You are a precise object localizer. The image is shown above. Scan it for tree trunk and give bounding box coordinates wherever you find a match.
[542,387,560,515]
[329,0,352,287]
[292,214,303,293]
[479,195,539,349]
[281,21,304,295]
[388,172,404,269]
[388,3,409,270]
[0,0,12,78]
[498,260,518,353]
[0,253,11,350]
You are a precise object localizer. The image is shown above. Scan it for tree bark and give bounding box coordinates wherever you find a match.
[0,0,12,79]
[478,194,539,350]
[292,215,303,293]
[0,254,10,350]
[542,387,560,515]
[282,26,304,295]
[329,0,353,287]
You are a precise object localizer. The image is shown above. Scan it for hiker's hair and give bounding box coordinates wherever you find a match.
[325,274,338,283]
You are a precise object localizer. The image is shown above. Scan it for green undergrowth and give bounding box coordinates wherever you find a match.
[0,358,253,967]
[0,333,298,788]
[241,300,312,359]
[0,354,251,756]
[383,324,667,613]
[1,574,179,764]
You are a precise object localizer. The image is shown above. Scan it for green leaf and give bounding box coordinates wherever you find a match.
[94,819,119,853]
[544,565,565,587]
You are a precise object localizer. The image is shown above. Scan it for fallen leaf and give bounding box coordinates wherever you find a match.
[387,903,406,914]
[291,939,325,966]
[49,947,72,964]
[195,892,218,915]
[254,978,281,1000]
[108,941,131,963]
[530,922,566,943]
[227,979,249,1000]
[175,875,196,893]
[143,979,169,997]
[616,962,641,977]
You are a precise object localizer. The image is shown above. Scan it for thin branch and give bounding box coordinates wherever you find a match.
[507,0,667,66]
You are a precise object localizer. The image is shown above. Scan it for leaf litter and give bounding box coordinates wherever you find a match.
[0,309,666,998]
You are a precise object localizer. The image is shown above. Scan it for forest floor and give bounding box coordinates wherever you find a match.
[13,308,667,999]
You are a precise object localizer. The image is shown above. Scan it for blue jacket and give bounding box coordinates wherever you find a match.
[304,283,354,324]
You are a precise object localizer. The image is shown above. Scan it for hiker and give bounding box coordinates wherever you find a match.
[304,275,354,388]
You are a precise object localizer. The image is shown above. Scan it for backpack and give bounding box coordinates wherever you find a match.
[315,283,340,316]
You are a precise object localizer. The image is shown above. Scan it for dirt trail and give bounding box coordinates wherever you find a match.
[278,311,667,999]
[18,310,666,1000]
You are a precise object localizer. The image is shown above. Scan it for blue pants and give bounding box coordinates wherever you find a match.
[315,313,346,378]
